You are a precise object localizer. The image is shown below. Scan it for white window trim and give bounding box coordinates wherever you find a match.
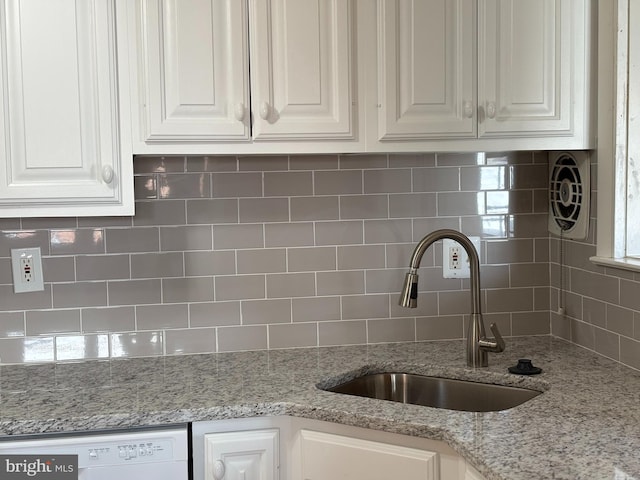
[591,0,640,272]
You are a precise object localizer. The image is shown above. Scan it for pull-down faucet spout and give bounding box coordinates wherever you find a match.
[399,229,505,368]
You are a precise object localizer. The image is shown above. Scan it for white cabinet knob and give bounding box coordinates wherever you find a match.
[212,459,225,480]
[101,165,114,184]
[259,101,270,120]
[234,103,245,122]
[486,102,497,119]
[463,101,474,118]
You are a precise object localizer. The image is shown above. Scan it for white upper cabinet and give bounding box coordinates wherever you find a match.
[372,0,594,151]
[0,0,134,217]
[377,0,476,140]
[132,0,358,153]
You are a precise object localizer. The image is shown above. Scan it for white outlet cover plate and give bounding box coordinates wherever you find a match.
[442,237,481,279]
[11,247,44,293]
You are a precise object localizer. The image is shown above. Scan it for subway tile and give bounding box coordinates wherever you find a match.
[487,151,535,165]
[78,216,133,228]
[134,200,186,226]
[238,155,288,171]
[0,337,54,364]
[214,224,264,250]
[486,239,534,264]
[390,292,438,318]
[82,307,136,333]
[108,279,162,306]
[165,328,217,355]
[26,310,81,335]
[291,197,339,221]
[186,199,239,224]
[110,331,163,358]
[185,251,236,276]
[340,195,388,219]
[186,155,237,172]
[0,258,11,284]
[24,218,78,231]
[237,249,286,274]
[386,244,427,269]
[318,320,366,346]
[571,319,595,350]
[292,297,341,322]
[0,285,51,311]
[215,275,265,301]
[510,263,550,287]
[460,166,507,191]
[137,304,188,330]
[461,215,509,239]
[163,277,214,303]
[131,252,183,279]
[56,334,110,361]
[436,152,482,166]
[217,325,268,352]
[511,312,550,335]
[53,282,107,308]
[389,193,437,219]
[564,292,583,320]
[76,255,129,281]
[212,172,262,198]
[337,245,385,270]
[241,299,291,324]
[413,218,461,239]
[266,273,316,298]
[51,229,105,255]
[190,301,241,327]
[0,230,50,257]
[509,164,548,189]
[340,154,387,169]
[317,271,364,295]
[635,312,640,341]
[264,172,313,196]
[364,169,411,193]
[481,313,512,337]
[134,155,185,173]
[314,170,362,195]
[416,315,464,340]
[620,279,640,311]
[158,173,211,199]
[479,264,509,289]
[364,219,412,244]
[43,256,76,283]
[288,247,336,272]
[289,154,339,170]
[413,167,459,192]
[621,337,640,370]
[606,304,634,337]
[135,175,157,199]
[438,192,483,216]
[341,294,389,320]
[594,327,620,361]
[160,225,213,251]
[264,223,314,247]
[368,317,414,343]
[268,323,317,348]
[388,153,435,168]
[0,219,22,231]
[0,312,25,337]
[485,288,534,313]
[365,269,404,294]
[106,228,159,254]
[438,291,477,315]
[239,198,289,223]
[534,287,551,312]
[315,221,363,246]
[571,269,619,305]
[508,213,549,238]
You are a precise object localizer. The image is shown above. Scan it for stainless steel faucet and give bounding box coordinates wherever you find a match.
[399,229,505,367]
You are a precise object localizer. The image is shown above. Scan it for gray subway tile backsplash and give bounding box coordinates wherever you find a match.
[0,153,637,371]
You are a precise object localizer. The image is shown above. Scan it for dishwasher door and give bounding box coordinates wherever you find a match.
[0,426,188,480]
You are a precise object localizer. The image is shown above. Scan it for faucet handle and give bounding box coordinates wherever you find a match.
[479,323,505,353]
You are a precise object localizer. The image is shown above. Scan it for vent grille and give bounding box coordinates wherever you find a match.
[548,151,590,240]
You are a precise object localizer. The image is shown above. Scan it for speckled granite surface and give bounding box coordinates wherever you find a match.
[0,336,638,480]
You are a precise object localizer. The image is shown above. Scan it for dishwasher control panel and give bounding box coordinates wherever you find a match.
[85,438,175,465]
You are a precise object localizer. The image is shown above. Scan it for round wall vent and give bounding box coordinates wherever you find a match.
[548,151,590,240]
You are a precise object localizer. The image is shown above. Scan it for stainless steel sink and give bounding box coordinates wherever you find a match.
[325,372,541,412]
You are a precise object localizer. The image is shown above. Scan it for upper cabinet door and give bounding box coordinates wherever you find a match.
[377,0,476,140]
[249,0,355,141]
[478,0,575,137]
[138,0,250,142]
[0,0,133,216]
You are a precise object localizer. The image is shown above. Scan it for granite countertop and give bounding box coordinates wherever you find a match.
[0,336,638,480]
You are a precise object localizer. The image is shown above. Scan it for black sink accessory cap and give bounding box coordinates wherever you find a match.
[508,358,542,375]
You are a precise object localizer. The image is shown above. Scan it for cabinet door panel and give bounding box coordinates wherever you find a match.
[0,0,129,213]
[249,0,355,141]
[296,430,439,480]
[139,0,250,141]
[377,0,475,140]
[479,0,572,136]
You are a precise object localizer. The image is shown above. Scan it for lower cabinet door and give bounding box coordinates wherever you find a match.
[295,429,439,480]
[204,429,279,480]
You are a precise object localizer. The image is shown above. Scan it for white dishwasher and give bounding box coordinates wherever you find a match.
[0,425,188,480]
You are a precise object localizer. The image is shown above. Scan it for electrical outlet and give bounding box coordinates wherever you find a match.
[442,237,481,279]
[11,247,44,293]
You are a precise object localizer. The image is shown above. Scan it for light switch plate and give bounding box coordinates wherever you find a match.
[442,237,481,279]
[11,247,44,293]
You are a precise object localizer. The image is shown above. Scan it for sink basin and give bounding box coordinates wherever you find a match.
[325,372,541,412]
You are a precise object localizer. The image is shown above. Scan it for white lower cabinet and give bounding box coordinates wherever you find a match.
[192,417,486,480]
